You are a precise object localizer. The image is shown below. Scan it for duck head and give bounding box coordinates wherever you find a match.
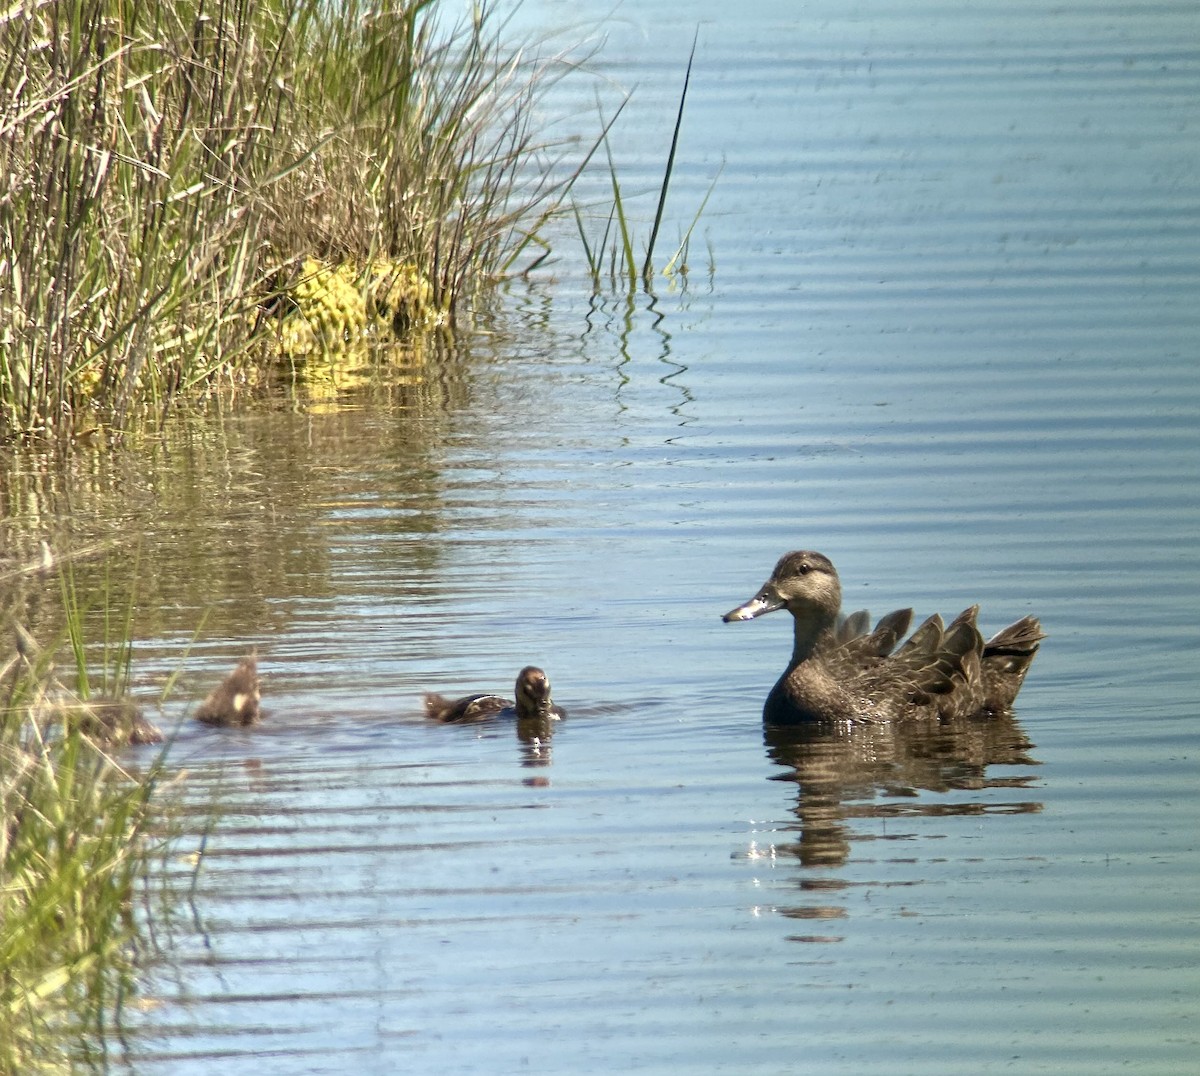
[723,551,842,624]
[723,552,846,665]
[514,665,554,717]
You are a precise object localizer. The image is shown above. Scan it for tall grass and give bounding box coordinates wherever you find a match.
[0,721,164,1070]
[0,0,581,442]
[271,0,575,299]
[0,0,279,436]
[0,558,174,1070]
[573,33,716,292]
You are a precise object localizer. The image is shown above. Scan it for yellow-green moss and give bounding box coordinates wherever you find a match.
[273,257,441,361]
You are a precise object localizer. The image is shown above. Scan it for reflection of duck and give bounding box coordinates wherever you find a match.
[424,666,565,724]
[724,551,1043,725]
[194,654,261,726]
[762,712,1041,869]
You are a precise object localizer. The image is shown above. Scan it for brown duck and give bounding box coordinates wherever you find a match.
[723,551,1043,725]
[424,666,565,724]
[194,654,261,726]
[68,696,163,746]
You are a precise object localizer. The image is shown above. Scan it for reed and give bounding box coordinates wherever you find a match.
[573,34,713,292]
[0,556,173,1070]
[0,0,582,442]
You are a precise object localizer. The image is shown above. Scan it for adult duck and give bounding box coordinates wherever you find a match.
[723,551,1043,725]
[424,666,565,724]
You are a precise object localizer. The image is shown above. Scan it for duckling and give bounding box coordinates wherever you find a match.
[194,654,261,726]
[723,551,1043,725]
[68,696,163,746]
[424,666,565,724]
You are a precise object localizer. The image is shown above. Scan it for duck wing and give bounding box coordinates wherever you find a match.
[853,610,987,720]
[865,608,915,656]
[827,607,914,679]
[836,610,872,644]
[921,618,986,719]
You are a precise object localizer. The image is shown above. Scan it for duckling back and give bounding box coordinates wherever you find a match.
[424,692,509,723]
[424,666,565,724]
[67,696,163,746]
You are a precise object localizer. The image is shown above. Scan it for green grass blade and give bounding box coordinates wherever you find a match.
[642,28,699,283]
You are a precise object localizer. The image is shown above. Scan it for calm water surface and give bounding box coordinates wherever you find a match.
[5,0,1200,1071]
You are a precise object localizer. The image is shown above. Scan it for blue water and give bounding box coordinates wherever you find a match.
[27,0,1198,1071]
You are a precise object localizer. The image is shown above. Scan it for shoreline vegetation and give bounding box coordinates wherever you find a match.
[0,0,594,443]
[1,547,177,1071]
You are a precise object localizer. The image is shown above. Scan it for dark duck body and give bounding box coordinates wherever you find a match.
[424,666,565,724]
[723,551,1043,725]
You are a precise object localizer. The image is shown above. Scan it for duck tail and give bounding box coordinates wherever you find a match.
[423,693,453,721]
[980,616,1045,711]
[984,616,1045,657]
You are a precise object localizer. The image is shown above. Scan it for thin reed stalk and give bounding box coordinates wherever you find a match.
[572,39,712,293]
[642,29,698,283]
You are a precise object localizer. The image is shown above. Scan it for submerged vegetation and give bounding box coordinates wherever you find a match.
[0,0,584,441]
[1,554,174,1071]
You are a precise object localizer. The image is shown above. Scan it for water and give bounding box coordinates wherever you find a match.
[5,0,1200,1071]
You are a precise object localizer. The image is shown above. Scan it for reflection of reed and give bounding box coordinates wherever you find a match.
[763,712,1041,872]
[0,350,478,649]
[578,287,695,422]
[0,543,56,656]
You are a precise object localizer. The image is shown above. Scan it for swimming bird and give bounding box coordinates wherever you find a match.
[68,696,163,746]
[194,653,261,726]
[424,665,565,724]
[723,551,1043,725]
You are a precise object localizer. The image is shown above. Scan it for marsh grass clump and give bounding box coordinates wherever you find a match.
[0,554,175,1069]
[0,719,163,1070]
[0,666,170,1070]
[0,0,580,442]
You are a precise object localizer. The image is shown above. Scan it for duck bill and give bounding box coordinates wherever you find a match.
[722,587,785,622]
